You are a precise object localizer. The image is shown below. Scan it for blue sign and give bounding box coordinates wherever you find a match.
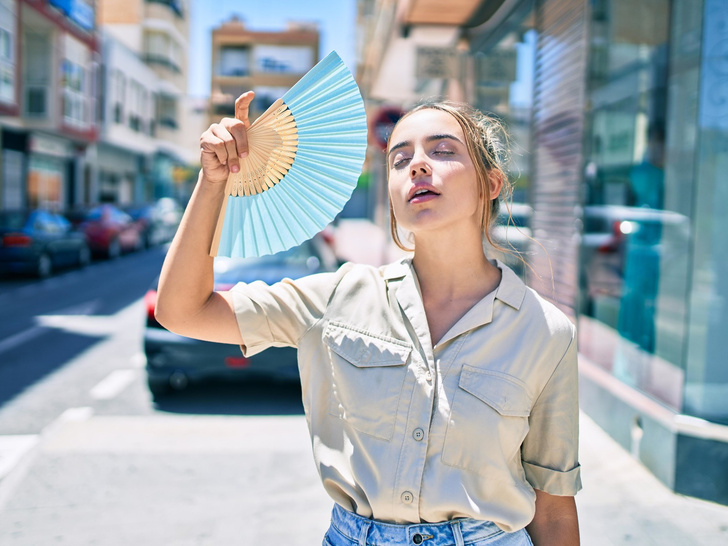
[49,0,95,31]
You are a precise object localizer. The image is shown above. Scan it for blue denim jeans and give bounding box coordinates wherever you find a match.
[323,504,534,546]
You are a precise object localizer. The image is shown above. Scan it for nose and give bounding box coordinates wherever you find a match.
[410,155,431,178]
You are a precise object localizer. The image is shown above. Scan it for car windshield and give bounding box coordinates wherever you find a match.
[213,242,318,285]
[0,211,30,230]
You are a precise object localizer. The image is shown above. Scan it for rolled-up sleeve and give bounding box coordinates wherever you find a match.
[521,326,582,496]
[230,264,351,356]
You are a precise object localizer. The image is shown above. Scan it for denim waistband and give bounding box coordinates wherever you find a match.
[330,503,506,546]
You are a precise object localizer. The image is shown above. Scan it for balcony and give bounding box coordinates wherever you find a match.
[146,0,184,18]
[143,54,181,73]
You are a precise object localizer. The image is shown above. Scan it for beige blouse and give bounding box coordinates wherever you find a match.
[231,258,581,532]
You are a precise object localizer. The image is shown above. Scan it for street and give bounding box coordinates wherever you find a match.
[0,248,333,544]
[1,248,728,545]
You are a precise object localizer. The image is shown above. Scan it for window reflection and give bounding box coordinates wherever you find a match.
[579,0,688,410]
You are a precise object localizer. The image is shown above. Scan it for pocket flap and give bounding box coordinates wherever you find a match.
[325,322,411,367]
[458,365,532,417]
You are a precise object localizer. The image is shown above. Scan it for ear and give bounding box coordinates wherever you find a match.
[489,170,503,201]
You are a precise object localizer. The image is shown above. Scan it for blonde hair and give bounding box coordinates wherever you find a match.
[386,100,514,252]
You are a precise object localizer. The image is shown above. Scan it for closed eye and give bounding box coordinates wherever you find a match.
[392,155,412,168]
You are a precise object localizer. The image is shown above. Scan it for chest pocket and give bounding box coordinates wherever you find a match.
[325,322,411,441]
[442,365,532,477]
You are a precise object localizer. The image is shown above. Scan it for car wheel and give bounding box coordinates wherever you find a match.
[147,375,171,398]
[107,238,121,259]
[78,245,91,267]
[37,253,52,279]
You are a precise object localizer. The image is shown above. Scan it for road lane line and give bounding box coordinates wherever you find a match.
[0,325,47,355]
[90,369,138,400]
[0,435,39,481]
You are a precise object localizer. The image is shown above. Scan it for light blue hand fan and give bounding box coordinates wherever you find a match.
[210,51,367,258]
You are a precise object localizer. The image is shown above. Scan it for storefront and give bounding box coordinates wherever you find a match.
[468,0,728,504]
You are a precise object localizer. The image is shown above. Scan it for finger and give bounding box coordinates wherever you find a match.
[226,119,249,159]
[235,91,255,128]
[200,127,225,164]
[210,124,240,173]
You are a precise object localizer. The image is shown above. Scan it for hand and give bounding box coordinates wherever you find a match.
[199,91,255,185]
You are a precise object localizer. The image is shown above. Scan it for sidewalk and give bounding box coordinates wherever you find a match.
[1,409,728,544]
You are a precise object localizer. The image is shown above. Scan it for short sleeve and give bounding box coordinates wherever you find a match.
[521,325,582,496]
[230,264,351,356]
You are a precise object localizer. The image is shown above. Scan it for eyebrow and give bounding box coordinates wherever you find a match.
[387,133,463,158]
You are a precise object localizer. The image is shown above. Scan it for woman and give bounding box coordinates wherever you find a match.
[156,91,581,545]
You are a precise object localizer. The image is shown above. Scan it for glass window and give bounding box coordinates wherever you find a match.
[682,0,728,423]
[578,0,689,411]
[218,46,250,77]
[253,45,314,74]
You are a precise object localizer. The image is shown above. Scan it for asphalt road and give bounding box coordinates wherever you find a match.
[0,248,334,544]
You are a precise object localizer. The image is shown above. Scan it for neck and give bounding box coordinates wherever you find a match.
[411,227,500,302]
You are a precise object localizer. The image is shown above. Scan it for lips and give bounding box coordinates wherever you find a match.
[408,184,441,202]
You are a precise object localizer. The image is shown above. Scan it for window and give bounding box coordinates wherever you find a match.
[0,0,16,105]
[253,45,314,74]
[144,31,181,72]
[218,46,250,77]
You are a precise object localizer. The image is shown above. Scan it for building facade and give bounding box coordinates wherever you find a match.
[358,0,728,505]
[0,0,99,211]
[98,0,195,203]
[208,16,319,126]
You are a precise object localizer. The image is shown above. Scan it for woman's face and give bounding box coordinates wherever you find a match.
[387,109,482,239]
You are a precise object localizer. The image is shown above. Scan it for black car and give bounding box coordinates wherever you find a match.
[143,235,339,398]
[0,209,91,278]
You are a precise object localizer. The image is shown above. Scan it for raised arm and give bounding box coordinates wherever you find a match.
[155,92,254,344]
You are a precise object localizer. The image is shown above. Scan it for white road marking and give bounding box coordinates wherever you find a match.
[130,352,147,368]
[0,435,39,480]
[57,406,94,422]
[90,369,138,400]
[0,326,47,355]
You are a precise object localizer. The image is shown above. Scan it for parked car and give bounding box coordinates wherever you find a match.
[123,198,183,248]
[0,209,91,278]
[143,235,339,398]
[67,204,144,258]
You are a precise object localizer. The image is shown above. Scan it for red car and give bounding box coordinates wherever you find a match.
[69,204,144,258]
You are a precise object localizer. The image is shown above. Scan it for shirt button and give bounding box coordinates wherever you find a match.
[413,428,425,441]
[401,491,414,504]
[425,371,432,382]
[361,350,371,363]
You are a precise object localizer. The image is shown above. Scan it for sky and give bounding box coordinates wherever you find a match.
[187,0,358,98]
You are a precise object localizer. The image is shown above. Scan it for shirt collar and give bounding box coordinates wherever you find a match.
[493,259,527,310]
[387,257,527,348]
[385,257,527,310]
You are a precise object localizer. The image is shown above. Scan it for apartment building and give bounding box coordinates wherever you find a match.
[208,16,319,127]
[0,0,99,211]
[97,0,193,202]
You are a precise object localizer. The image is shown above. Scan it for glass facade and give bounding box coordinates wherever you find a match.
[684,0,728,423]
[469,0,728,504]
[578,0,688,410]
[576,0,728,424]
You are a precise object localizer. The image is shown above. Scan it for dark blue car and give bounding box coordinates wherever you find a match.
[143,235,340,398]
[0,209,91,278]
